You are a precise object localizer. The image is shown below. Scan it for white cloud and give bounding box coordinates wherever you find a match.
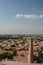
[39,15,43,18]
[16,14,24,18]
[16,14,43,19]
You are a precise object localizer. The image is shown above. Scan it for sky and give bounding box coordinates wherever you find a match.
[0,0,43,34]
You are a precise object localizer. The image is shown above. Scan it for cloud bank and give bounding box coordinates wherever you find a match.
[16,14,43,19]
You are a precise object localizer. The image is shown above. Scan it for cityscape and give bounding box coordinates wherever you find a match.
[0,0,43,65]
[0,34,43,65]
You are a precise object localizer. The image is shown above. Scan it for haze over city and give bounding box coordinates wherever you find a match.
[0,0,43,34]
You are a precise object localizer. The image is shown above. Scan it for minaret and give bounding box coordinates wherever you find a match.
[27,37,33,63]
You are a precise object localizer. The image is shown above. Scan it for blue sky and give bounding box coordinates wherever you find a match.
[0,0,43,34]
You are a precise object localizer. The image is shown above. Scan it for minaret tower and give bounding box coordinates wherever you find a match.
[27,37,33,63]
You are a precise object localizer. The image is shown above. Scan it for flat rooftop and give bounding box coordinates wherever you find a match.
[0,61,43,65]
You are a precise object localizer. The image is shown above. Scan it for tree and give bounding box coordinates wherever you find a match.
[13,49,17,56]
[0,52,13,61]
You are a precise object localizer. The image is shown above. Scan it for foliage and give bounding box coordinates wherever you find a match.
[13,49,17,56]
[0,52,13,61]
[33,55,39,62]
